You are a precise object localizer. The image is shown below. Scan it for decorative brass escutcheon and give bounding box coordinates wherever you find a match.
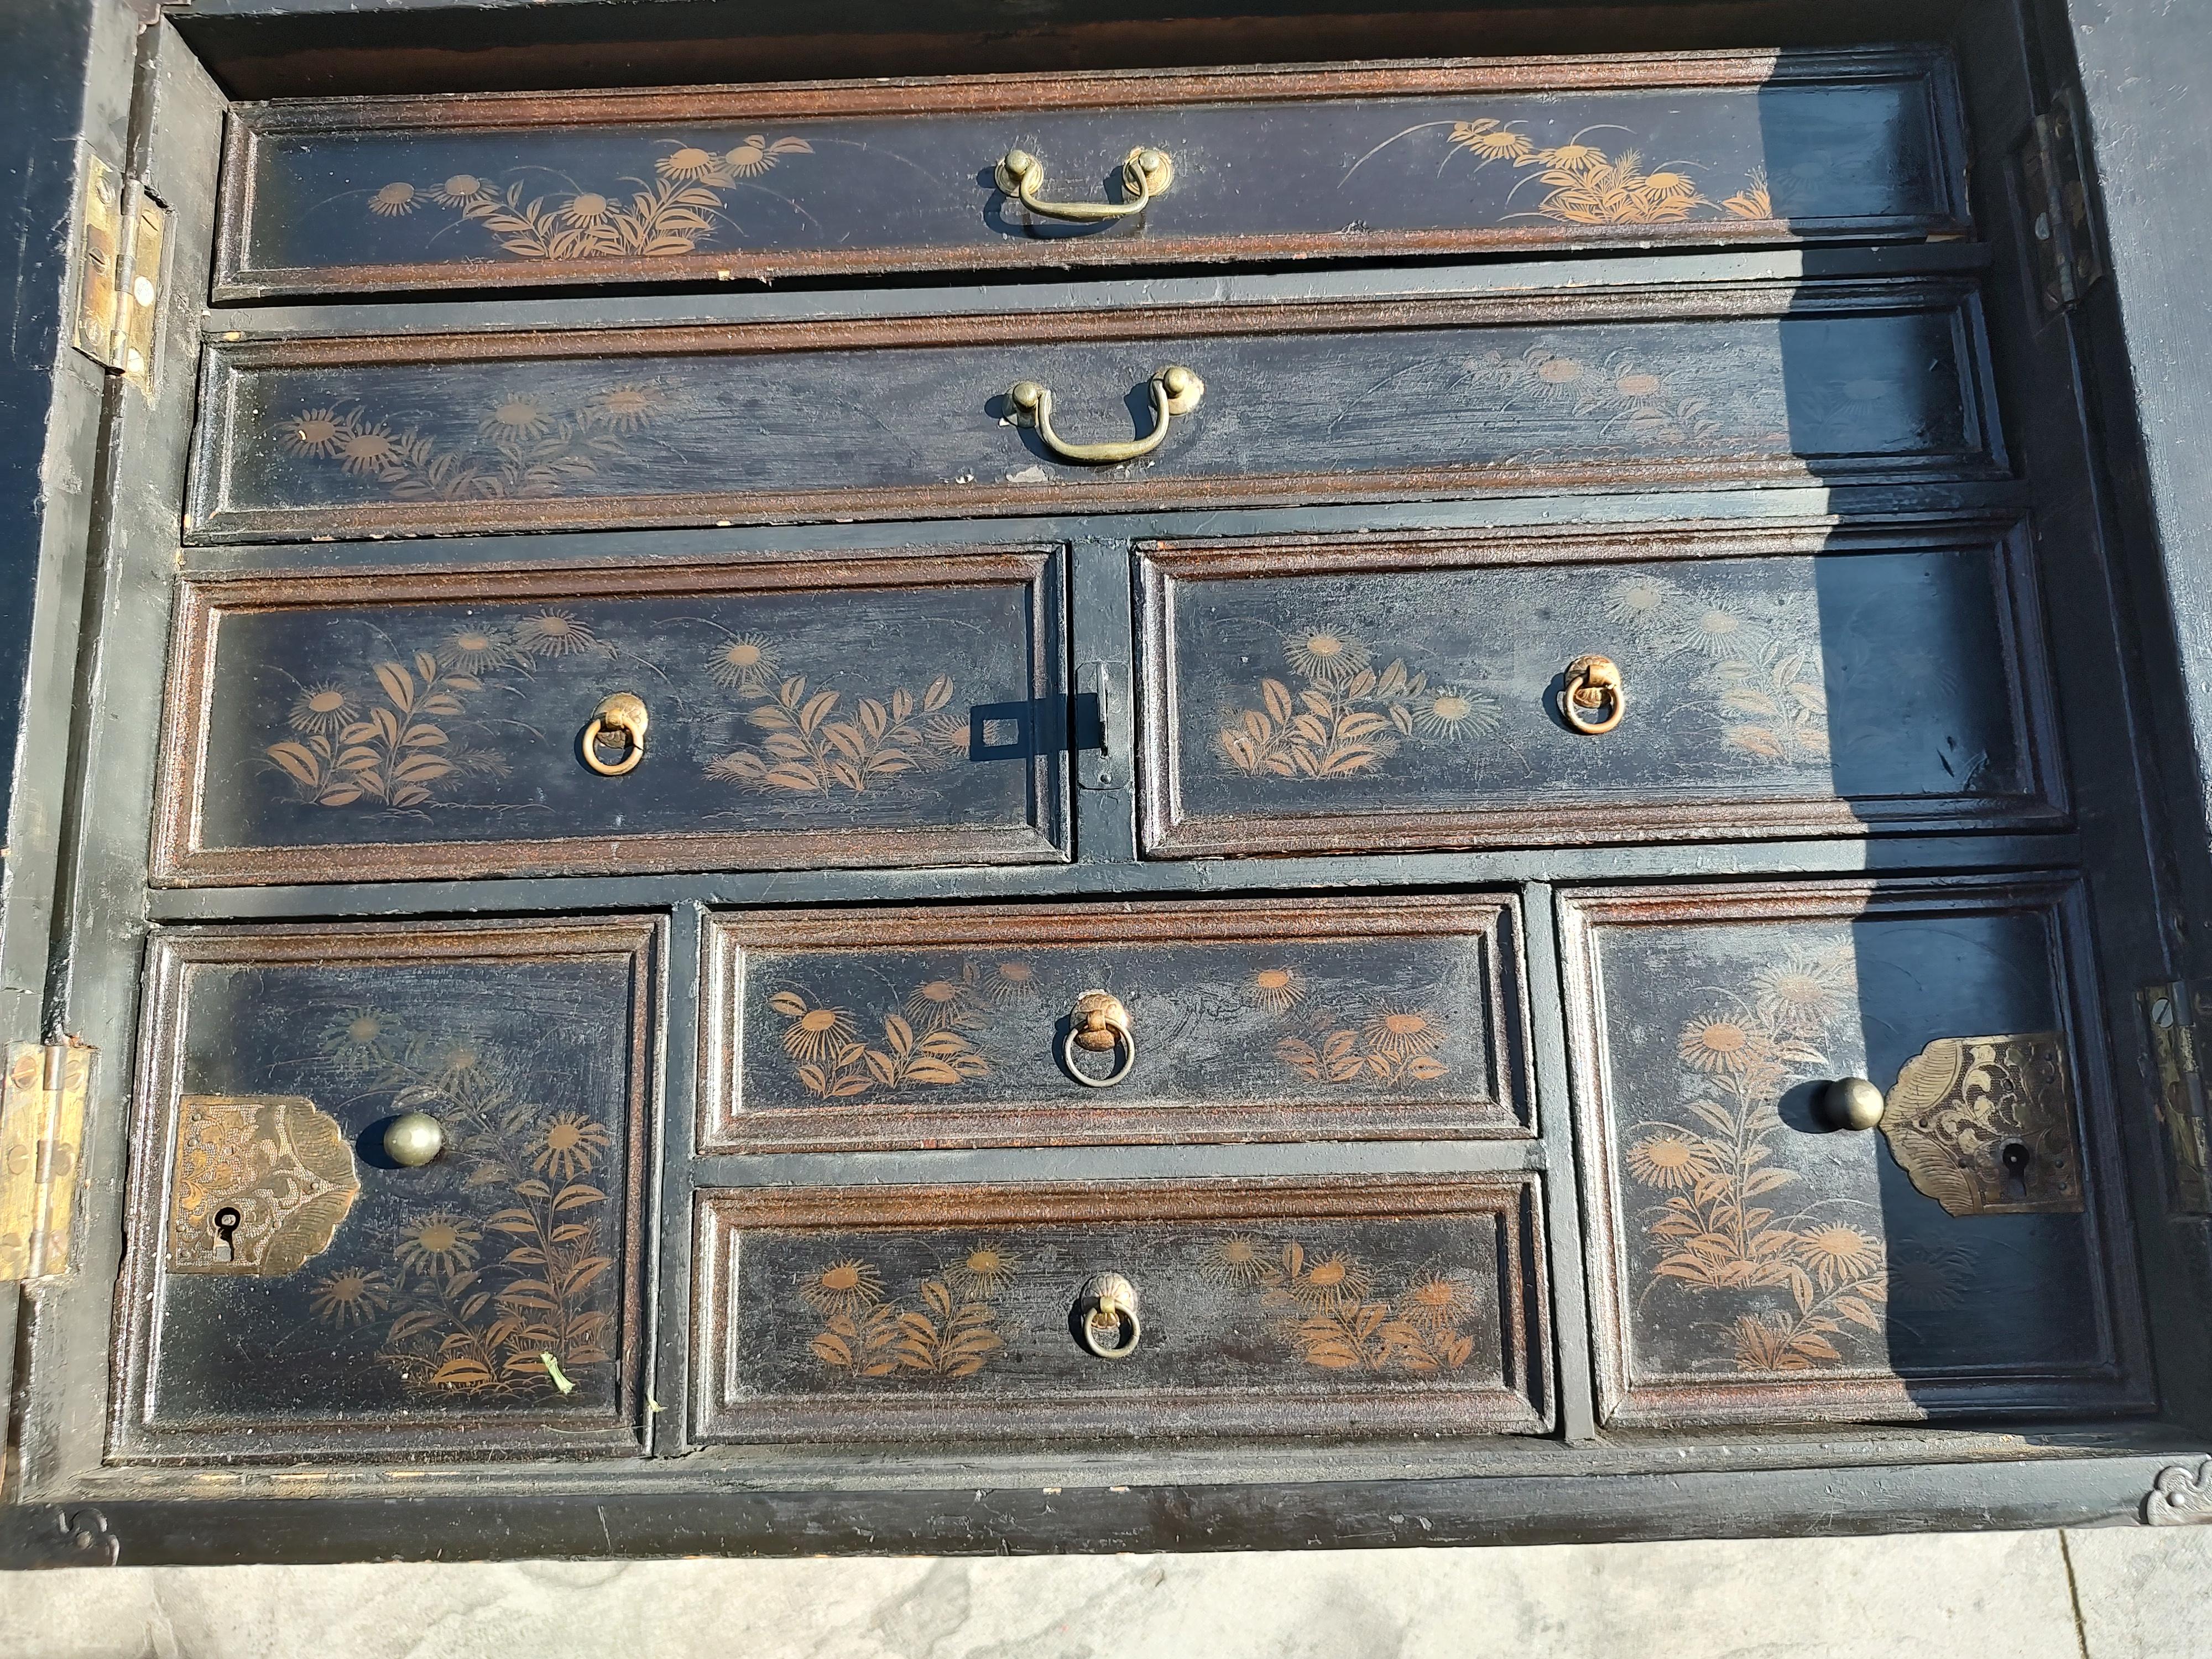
[1561,654,1626,735]
[168,1095,361,1275]
[581,691,649,777]
[1878,1032,2084,1217]
[1061,989,1138,1088]
[994,145,1173,222]
[1005,364,1203,465]
[1074,1271,1143,1358]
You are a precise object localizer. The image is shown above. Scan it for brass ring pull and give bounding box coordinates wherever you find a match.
[1074,1272,1143,1359]
[1061,989,1136,1088]
[994,146,1173,222]
[581,691,648,776]
[1006,365,1203,466]
[1561,654,1625,735]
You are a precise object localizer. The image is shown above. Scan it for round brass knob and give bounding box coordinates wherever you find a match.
[1074,1271,1142,1359]
[1061,989,1136,1088]
[581,691,648,778]
[1823,1076,1886,1131]
[1562,654,1625,735]
[383,1110,445,1167]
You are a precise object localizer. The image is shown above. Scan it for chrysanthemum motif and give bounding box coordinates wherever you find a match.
[513,611,597,657]
[1286,1250,1372,1308]
[776,995,857,1063]
[289,684,358,734]
[798,1258,883,1319]
[1532,353,1586,385]
[1614,372,1664,398]
[1397,1271,1478,1328]
[1626,1130,1711,1191]
[1464,127,1533,160]
[439,628,509,674]
[656,145,723,181]
[336,427,399,474]
[903,973,978,1033]
[483,395,551,439]
[708,634,780,695]
[923,713,971,759]
[1798,1224,1882,1288]
[1248,967,1306,1013]
[1541,141,1604,169]
[310,1267,392,1326]
[317,1005,395,1074]
[1201,1234,1271,1287]
[431,173,488,206]
[280,408,349,457]
[1677,1016,1761,1074]
[589,384,661,432]
[1284,628,1369,682]
[561,191,612,227]
[984,961,1040,1006]
[944,1243,1020,1300]
[532,1110,612,1180]
[1363,1008,1446,1060]
[1689,608,1747,653]
[1606,576,1671,627]
[1753,948,1854,1034]
[1889,1244,1972,1310]
[395,1211,481,1278]
[1413,687,1499,738]
[368,181,419,217]
[723,134,813,178]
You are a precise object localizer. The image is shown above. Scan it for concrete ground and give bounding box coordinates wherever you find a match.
[2,1527,2209,1657]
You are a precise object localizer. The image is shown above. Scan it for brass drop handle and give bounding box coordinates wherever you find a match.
[1061,989,1137,1088]
[1823,1076,1887,1131]
[1075,1272,1143,1359]
[581,691,648,776]
[382,1110,445,1167]
[1006,365,1203,465]
[995,145,1173,222]
[1562,654,1625,735]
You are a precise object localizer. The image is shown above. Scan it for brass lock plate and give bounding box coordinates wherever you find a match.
[168,1095,361,1275]
[1880,1032,2083,1217]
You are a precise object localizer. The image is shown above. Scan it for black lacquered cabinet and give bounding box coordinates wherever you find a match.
[4,0,2212,1567]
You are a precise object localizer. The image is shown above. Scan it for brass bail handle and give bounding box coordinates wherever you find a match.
[581,691,649,777]
[1006,364,1203,466]
[1075,1271,1143,1359]
[995,145,1174,223]
[1561,654,1625,736]
[1061,989,1137,1089]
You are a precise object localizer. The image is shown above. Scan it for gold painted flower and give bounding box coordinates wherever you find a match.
[656,145,722,181]
[531,1110,612,1180]
[1754,949,1853,1034]
[799,1258,883,1318]
[1284,628,1369,682]
[484,395,552,439]
[984,961,1040,1006]
[513,611,598,656]
[439,628,509,674]
[945,1242,1020,1300]
[1202,1234,1271,1287]
[562,191,612,226]
[1626,1130,1712,1191]
[1363,1008,1446,1059]
[724,134,812,177]
[904,973,978,1033]
[431,173,488,206]
[1462,126,1534,160]
[280,408,349,457]
[336,427,400,474]
[1799,1224,1882,1287]
[1677,1017,1762,1074]
[310,1267,392,1326]
[395,1210,481,1278]
[1614,372,1664,398]
[1533,353,1585,385]
[1605,575,1670,625]
[1540,141,1604,170]
[317,1005,395,1075]
[289,683,358,734]
[1890,1245,1971,1310]
[1398,1271,1477,1328]
[1689,608,1746,651]
[1248,967,1306,1013]
[1413,686,1497,738]
[368,181,419,217]
[1286,1249,1371,1308]
[708,633,780,695]
[589,384,662,432]
[774,994,857,1063]
[1640,170,1699,205]
[923,714,971,759]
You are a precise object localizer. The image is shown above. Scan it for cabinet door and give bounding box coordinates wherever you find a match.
[1562,876,2149,1426]
[112,919,657,1462]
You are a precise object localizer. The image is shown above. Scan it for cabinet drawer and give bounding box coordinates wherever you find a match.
[188,275,1997,542]
[1561,876,2148,1427]
[218,49,1966,299]
[693,1176,1550,1442]
[113,919,658,1462]
[1139,518,2064,857]
[702,895,1530,1153]
[153,549,1066,884]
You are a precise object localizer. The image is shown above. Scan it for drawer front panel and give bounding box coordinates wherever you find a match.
[1562,877,2147,1427]
[154,551,1066,884]
[190,282,1996,541]
[702,896,1530,1152]
[1140,520,2064,857]
[114,919,658,1460]
[220,50,1966,298]
[693,1177,1549,1441]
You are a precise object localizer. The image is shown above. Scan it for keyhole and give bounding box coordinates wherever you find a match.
[2000,1141,2032,1195]
[212,1206,240,1264]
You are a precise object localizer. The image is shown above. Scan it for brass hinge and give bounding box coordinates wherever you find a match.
[70,151,169,395]
[2015,88,2104,314]
[0,1040,93,1282]
[2141,983,2212,1214]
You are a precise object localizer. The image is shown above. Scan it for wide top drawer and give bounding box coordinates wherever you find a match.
[216,49,1969,299]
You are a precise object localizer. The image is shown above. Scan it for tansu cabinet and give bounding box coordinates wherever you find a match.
[4,0,2211,1562]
